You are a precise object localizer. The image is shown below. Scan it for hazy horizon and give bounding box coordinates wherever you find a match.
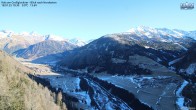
[0,0,195,40]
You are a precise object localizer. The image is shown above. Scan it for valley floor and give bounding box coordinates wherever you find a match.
[17,58,185,110]
[92,73,183,110]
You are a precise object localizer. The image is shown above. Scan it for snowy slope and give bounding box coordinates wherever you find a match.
[68,38,87,46]
[0,30,67,53]
[0,30,85,54]
[128,26,196,40]
[14,40,77,59]
[185,63,196,75]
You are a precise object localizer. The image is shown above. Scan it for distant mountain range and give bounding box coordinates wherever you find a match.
[1,27,196,75]
[68,38,87,46]
[0,30,87,54]
[128,26,196,40]
[14,40,77,59]
[59,26,196,75]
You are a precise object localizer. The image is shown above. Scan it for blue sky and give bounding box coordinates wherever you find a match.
[0,0,195,40]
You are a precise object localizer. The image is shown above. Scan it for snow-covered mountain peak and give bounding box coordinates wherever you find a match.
[128,26,159,38]
[156,28,183,38]
[29,31,42,36]
[44,34,66,41]
[0,30,16,38]
[129,26,156,32]
[20,32,30,36]
[68,38,87,46]
[127,26,196,40]
[1,30,14,34]
[137,26,157,32]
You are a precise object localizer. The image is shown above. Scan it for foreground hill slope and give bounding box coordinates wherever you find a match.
[0,50,66,110]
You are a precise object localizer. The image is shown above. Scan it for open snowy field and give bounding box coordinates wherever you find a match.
[18,58,186,110]
[92,73,183,110]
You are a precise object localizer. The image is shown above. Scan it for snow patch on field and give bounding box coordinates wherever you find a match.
[111,58,126,64]
[168,57,183,66]
[174,43,188,51]
[157,57,162,62]
[186,63,196,75]
[176,80,188,110]
[76,92,91,106]
[168,66,176,71]
[144,46,150,48]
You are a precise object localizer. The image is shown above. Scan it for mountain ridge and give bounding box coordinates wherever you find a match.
[58,27,195,75]
[14,40,77,59]
[0,30,87,54]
